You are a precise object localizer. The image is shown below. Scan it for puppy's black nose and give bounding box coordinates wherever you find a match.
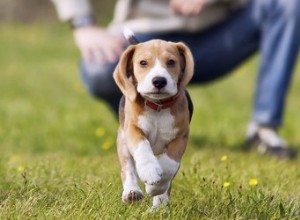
[152,77,167,89]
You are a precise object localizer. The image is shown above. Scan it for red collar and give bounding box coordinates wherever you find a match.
[144,93,180,112]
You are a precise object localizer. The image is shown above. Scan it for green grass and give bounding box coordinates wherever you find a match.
[0,23,300,219]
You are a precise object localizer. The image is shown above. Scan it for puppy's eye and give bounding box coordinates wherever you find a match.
[167,59,175,67]
[140,60,148,67]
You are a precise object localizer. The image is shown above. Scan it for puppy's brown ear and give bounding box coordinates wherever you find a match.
[175,42,194,90]
[113,45,137,101]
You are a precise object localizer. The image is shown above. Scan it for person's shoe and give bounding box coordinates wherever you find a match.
[244,122,297,159]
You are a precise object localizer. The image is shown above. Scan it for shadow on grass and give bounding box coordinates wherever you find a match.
[189,134,249,152]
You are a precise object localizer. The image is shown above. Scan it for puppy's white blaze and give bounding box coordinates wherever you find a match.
[133,140,163,184]
[138,109,178,155]
[137,59,177,97]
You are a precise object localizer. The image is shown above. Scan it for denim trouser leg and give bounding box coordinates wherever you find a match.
[252,0,300,127]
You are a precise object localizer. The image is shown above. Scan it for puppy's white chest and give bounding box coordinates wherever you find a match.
[138,109,178,154]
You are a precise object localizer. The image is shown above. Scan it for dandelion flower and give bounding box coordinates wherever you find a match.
[223,182,230,188]
[16,165,24,173]
[220,155,228,161]
[102,138,113,150]
[249,178,258,186]
[96,127,106,137]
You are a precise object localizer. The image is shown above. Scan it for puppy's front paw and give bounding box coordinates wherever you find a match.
[137,160,163,185]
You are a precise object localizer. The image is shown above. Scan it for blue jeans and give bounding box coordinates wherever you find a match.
[80,0,300,127]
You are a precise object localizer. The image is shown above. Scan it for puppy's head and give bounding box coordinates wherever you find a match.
[113,40,194,102]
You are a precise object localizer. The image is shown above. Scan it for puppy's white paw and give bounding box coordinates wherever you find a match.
[122,189,143,203]
[137,160,163,185]
[151,192,170,212]
[146,180,169,196]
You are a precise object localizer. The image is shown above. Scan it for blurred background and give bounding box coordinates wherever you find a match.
[0,0,122,156]
[0,0,115,24]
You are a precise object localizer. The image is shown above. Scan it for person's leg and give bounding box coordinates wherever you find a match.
[244,0,300,158]
[252,0,300,127]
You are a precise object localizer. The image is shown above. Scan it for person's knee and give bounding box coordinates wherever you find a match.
[80,60,122,100]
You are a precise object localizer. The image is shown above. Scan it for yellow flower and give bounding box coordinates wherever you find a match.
[102,137,113,150]
[96,127,106,137]
[249,178,258,186]
[223,182,230,188]
[16,165,24,173]
[220,155,228,161]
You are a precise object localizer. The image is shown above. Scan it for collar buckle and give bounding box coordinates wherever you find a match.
[156,103,163,112]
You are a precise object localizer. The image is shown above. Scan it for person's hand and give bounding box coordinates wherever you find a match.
[73,25,125,63]
[170,0,208,16]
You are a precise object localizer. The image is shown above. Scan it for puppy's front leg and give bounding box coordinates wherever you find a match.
[151,135,188,209]
[126,125,163,185]
[117,129,143,203]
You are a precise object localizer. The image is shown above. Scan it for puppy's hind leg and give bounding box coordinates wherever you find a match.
[117,130,143,203]
[151,184,172,212]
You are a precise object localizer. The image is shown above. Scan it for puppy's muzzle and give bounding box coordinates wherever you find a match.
[152,77,167,89]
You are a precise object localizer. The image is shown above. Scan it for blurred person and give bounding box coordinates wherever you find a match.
[51,0,300,159]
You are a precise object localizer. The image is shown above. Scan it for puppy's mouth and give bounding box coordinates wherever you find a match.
[142,90,173,100]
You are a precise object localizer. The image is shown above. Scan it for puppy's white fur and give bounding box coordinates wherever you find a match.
[138,109,178,155]
[133,140,163,185]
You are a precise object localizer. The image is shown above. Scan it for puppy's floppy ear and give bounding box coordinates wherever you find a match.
[113,45,137,101]
[175,42,194,90]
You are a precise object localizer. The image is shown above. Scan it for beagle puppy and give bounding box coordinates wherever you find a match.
[113,37,194,209]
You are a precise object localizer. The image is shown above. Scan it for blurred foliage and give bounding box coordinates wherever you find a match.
[0,0,116,25]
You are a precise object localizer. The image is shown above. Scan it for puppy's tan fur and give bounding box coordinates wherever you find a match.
[113,40,194,209]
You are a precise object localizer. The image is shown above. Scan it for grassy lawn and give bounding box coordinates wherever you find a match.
[0,23,300,219]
